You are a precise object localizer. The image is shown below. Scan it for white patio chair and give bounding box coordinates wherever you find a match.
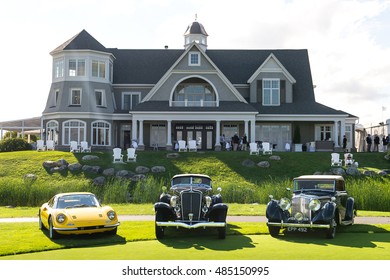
[46,140,55,151]
[285,142,291,152]
[188,140,197,152]
[249,142,259,155]
[36,140,46,151]
[344,153,355,166]
[112,148,124,163]
[80,141,91,152]
[262,142,272,155]
[126,148,137,162]
[331,153,342,166]
[178,140,187,152]
[225,141,231,151]
[70,141,80,153]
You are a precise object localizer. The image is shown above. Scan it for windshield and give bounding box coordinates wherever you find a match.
[56,194,100,209]
[293,180,335,192]
[172,176,211,188]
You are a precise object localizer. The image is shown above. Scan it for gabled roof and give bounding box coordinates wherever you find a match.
[50,29,108,55]
[247,53,296,84]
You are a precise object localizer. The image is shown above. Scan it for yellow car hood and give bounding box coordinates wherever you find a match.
[62,207,114,226]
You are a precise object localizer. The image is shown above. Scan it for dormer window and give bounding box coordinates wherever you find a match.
[263,79,280,106]
[189,52,200,66]
[92,60,106,78]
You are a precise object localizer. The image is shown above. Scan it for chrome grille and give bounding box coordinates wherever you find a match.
[181,190,202,221]
[291,196,311,220]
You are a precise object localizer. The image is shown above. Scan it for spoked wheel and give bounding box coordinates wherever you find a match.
[49,217,59,239]
[218,225,226,239]
[268,226,280,237]
[326,218,337,239]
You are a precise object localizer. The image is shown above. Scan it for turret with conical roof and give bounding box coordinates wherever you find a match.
[184,18,208,51]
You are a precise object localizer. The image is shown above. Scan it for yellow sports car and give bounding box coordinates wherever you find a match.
[38,192,120,239]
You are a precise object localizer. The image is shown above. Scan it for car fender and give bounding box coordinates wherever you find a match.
[154,202,175,219]
[207,203,228,222]
[312,201,336,223]
[266,200,288,222]
[344,197,355,221]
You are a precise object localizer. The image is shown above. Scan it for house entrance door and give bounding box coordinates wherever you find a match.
[175,124,214,150]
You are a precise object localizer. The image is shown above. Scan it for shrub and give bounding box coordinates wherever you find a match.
[0,138,32,152]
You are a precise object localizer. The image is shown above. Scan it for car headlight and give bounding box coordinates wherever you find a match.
[56,213,66,223]
[170,195,177,207]
[107,210,116,220]
[205,196,212,207]
[294,212,304,221]
[309,199,321,211]
[279,198,291,211]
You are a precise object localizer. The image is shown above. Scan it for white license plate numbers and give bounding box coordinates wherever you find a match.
[287,227,308,232]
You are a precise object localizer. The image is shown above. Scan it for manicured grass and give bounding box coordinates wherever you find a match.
[1,221,389,260]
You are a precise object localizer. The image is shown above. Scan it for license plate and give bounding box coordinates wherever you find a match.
[287,227,307,232]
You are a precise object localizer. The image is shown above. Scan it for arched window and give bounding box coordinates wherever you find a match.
[92,121,111,146]
[62,120,86,145]
[172,78,216,107]
[46,120,59,144]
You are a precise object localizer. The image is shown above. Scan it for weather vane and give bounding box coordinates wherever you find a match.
[195,13,197,21]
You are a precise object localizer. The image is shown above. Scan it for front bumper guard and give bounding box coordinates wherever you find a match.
[156,221,226,229]
[54,222,120,232]
[267,221,330,229]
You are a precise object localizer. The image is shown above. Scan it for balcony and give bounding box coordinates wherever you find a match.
[170,100,218,107]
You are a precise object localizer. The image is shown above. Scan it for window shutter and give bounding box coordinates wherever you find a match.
[257,80,262,103]
[280,80,286,103]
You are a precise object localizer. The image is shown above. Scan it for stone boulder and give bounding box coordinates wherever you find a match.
[257,161,270,168]
[93,176,106,186]
[242,159,255,167]
[269,155,281,161]
[82,155,100,161]
[68,163,83,172]
[23,174,37,183]
[82,165,102,174]
[136,166,150,174]
[346,167,360,176]
[131,174,147,181]
[151,166,166,173]
[103,168,115,176]
[331,168,346,175]
[166,153,179,158]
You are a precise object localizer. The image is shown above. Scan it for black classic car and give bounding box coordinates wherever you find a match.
[154,174,228,239]
[266,175,355,239]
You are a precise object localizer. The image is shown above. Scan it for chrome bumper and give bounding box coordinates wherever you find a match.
[267,221,330,229]
[54,222,120,231]
[156,221,226,229]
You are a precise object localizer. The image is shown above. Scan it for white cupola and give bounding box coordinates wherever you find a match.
[184,18,208,51]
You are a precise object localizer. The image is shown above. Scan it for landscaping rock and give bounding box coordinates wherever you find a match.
[56,159,68,167]
[269,155,281,161]
[131,174,146,181]
[331,167,346,175]
[103,168,115,176]
[151,166,166,173]
[42,160,59,169]
[242,159,255,167]
[136,166,150,174]
[257,161,270,168]
[116,170,134,178]
[82,155,99,161]
[93,176,106,186]
[82,165,102,174]
[23,174,37,182]
[166,153,179,158]
[363,170,376,176]
[346,167,360,176]
[68,163,82,172]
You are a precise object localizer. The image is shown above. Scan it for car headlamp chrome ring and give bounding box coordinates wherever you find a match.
[294,212,304,221]
[205,196,212,208]
[170,195,177,207]
[56,213,66,223]
[309,199,321,211]
[107,210,116,220]
[279,198,291,211]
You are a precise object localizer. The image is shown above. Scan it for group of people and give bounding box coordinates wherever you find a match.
[365,134,389,152]
[220,133,248,151]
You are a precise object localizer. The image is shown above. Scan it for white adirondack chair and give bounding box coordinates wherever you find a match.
[188,140,197,152]
[126,148,137,162]
[262,142,272,155]
[249,142,259,155]
[331,153,342,166]
[80,141,91,152]
[46,140,55,151]
[112,148,124,163]
[178,140,187,152]
[70,141,80,153]
[36,140,46,151]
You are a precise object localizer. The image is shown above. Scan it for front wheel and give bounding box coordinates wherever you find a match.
[155,211,166,239]
[268,226,280,237]
[49,217,59,239]
[38,213,44,230]
[326,218,337,239]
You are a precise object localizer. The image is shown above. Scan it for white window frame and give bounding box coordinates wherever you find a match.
[68,59,85,77]
[53,89,60,107]
[54,59,64,79]
[92,60,106,78]
[91,120,111,146]
[262,79,280,106]
[70,88,82,105]
[62,120,86,145]
[188,52,200,66]
[316,125,333,141]
[95,89,105,107]
[122,92,141,111]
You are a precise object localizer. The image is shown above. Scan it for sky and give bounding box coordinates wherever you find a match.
[0,0,389,128]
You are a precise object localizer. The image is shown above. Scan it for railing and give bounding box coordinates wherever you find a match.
[170,100,218,107]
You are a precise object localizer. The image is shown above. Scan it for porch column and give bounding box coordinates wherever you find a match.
[215,120,221,151]
[138,120,144,146]
[244,120,249,139]
[250,118,256,142]
[132,118,137,141]
[340,119,346,148]
[166,120,172,150]
[333,120,339,147]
